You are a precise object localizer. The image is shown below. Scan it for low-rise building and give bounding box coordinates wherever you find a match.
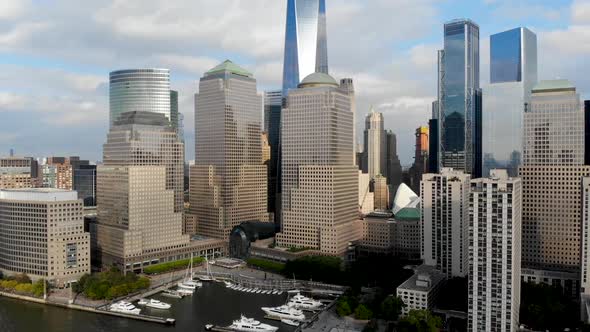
[397,265,446,315]
[0,188,90,287]
[393,207,421,260]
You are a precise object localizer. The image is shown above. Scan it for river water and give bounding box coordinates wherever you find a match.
[0,282,297,332]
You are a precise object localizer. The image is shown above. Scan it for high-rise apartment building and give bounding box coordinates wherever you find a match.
[483,27,537,177]
[362,107,385,179]
[437,19,482,176]
[0,157,34,189]
[0,188,90,287]
[468,170,522,332]
[109,69,171,127]
[520,80,589,274]
[421,168,470,277]
[282,0,328,96]
[277,73,362,255]
[263,90,283,222]
[189,61,269,240]
[581,177,590,322]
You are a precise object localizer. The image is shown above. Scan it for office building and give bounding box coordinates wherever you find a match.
[0,188,90,287]
[189,60,269,240]
[483,27,537,177]
[358,171,374,215]
[373,174,389,211]
[429,102,440,173]
[362,107,385,179]
[393,207,421,260]
[282,0,328,96]
[0,157,34,189]
[581,177,590,322]
[277,73,362,255]
[437,19,481,176]
[109,69,171,127]
[397,265,446,316]
[264,90,283,222]
[262,132,271,165]
[468,170,522,332]
[73,165,97,207]
[386,130,403,193]
[421,168,470,277]
[408,126,429,193]
[520,80,589,274]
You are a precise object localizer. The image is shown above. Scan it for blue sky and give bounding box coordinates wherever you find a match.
[0,0,588,165]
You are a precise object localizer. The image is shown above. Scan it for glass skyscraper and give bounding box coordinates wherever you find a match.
[282,0,329,96]
[264,90,283,222]
[109,69,171,127]
[483,27,537,177]
[437,19,481,176]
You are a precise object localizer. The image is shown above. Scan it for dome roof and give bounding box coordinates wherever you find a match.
[298,72,338,88]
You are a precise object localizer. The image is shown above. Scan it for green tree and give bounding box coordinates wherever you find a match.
[380,296,405,321]
[336,298,352,317]
[398,310,442,332]
[354,304,373,320]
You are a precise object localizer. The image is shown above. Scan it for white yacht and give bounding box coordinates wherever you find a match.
[281,319,300,327]
[177,288,194,296]
[110,301,141,315]
[178,279,201,290]
[162,289,183,299]
[228,315,278,332]
[137,298,148,306]
[145,299,171,310]
[287,293,323,310]
[261,305,305,321]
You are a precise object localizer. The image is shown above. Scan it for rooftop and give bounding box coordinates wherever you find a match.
[395,207,420,221]
[205,60,253,78]
[397,265,446,292]
[532,79,575,93]
[298,72,339,88]
[0,188,78,202]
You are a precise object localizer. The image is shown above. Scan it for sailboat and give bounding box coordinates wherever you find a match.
[178,253,202,291]
[198,256,215,281]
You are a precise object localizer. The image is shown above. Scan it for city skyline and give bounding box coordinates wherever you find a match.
[1,0,588,165]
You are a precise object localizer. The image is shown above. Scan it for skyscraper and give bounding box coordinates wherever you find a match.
[73,164,96,207]
[189,60,269,240]
[421,168,470,277]
[264,90,283,222]
[109,69,172,128]
[468,170,522,332]
[483,27,537,177]
[373,174,389,211]
[437,19,481,176]
[520,80,589,278]
[0,157,34,189]
[277,73,362,255]
[385,130,403,191]
[282,0,329,96]
[409,126,429,193]
[362,107,385,179]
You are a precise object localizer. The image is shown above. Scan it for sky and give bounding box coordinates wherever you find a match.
[0,0,589,165]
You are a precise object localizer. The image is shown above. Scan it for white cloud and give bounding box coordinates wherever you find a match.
[0,0,29,20]
[572,0,590,24]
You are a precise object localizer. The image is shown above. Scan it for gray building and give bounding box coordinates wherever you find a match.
[362,107,385,179]
[468,170,522,332]
[437,19,481,176]
[483,27,537,177]
[189,60,269,240]
[109,69,172,127]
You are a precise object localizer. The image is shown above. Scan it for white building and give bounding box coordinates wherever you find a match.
[421,168,470,277]
[468,170,522,332]
[397,265,446,315]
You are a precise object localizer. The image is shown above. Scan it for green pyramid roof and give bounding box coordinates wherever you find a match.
[395,207,420,221]
[206,60,253,77]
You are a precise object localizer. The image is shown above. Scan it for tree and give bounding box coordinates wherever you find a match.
[380,296,405,321]
[336,298,352,317]
[398,310,442,332]
[354,304,373,320]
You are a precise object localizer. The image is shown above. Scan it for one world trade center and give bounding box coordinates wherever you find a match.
[282,0,329,96]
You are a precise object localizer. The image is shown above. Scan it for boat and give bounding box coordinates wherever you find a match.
[255,289,261,294]
[145,299,171,310]
[179,253,202,290]
[224,281,233,287]
[281,319,300,327]
[287,289,301,294]
[137,298,148,305]
[287,293,323,310]
[205,324,214,330]
[228,315,279,332]
[198,257,215,281]
[261,305,305,321]
[177,288,194,296]
[110,301,141,315]
[162,289,183,299]
[272,290,279,295]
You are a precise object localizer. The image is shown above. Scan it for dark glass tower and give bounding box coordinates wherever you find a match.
[264,90,283,223]
[282,0,329,96]
[438,19,480,175]
[73,164,97,206]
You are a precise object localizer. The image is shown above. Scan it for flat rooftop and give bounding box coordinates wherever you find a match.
[397,265,446,292]
[0,188,78,202]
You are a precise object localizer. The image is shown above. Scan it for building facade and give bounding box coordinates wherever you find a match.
[0,189,90,287]
[468,170,522,332]
[397,265,446,316]
[109,69,171,127]
[358,171,374,215]
[189,61,269,240]
[362,107,385,179]
[282,0,328,96]
[373,174,389,211]
[386,130,403,197]
[0,157,34,189]
[438,19,481,176]
[520,80,589,273]
[421,168,470,277]
[263,90,283,223]
[73,164,97,207]
[483,27,537,177]
[277,73,362,255]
